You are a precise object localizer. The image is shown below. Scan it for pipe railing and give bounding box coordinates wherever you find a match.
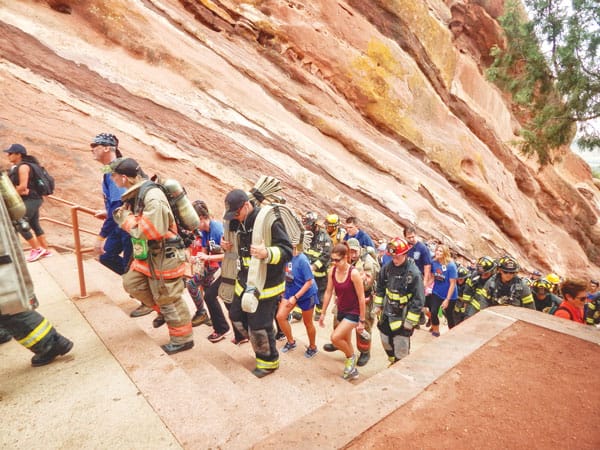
[41,195,101,298]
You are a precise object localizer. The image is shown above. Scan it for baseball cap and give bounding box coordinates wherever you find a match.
[347,238,361,251]
[223,189,249,220]
[109,157,140,177]
[3,143,27,155]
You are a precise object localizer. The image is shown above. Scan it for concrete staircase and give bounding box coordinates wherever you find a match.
[30,251,439,448]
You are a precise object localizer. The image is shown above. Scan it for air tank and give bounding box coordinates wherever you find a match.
[162,179,200,231]
[0,171,25,221]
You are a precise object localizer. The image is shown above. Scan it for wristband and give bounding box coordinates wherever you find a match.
[359,319,366,323]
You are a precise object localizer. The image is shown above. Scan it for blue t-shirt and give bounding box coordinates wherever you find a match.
[407,240,432,275]
[200,220,224,266]
[284,253,318,302]
[431,260,458,300]
[100,172,126,237]
[344,229,375,249]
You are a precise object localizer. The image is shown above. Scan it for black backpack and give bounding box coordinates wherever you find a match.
[22,161,55,196]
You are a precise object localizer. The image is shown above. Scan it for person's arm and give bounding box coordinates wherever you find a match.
[15,164,30,195]
[351,268,366,330]
[442,278,457,310]
[318,268,335,328]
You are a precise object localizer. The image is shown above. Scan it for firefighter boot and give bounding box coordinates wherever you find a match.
[31,334,73,367]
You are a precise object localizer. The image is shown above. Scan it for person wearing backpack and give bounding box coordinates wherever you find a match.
[4,144,51,262]
[110,158,194,355]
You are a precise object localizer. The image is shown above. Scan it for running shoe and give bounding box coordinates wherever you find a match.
[281,341,297,353]
[40,248,53,258]
[304,346,318,358]
[344,367,359,380]
[343,354,357,378]
[207,331,228,343]
[232,336,249,345]
[275,331,286,341]
[26,248,43,262]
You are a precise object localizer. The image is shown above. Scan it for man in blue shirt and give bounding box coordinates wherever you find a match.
[343,216,375,249]
[404,226,433,326]
[90,133,149,318]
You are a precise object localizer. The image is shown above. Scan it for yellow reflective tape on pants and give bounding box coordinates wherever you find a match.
[256,358,280,370]
[18,318,52,348]
[406,311,420,323]
[389,319,403,331]
[471,299,481,311]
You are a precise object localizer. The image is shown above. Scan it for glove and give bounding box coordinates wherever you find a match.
[241,288,259,313]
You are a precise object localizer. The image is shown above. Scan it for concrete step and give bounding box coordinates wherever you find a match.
[36,252,448,448]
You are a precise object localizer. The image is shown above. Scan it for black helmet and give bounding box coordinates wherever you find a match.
[476,256,496,274]
[457,266,470,280]
[91,133,118,148]
[498,255,519,273]
[532,278,552,292]
[302,211,318,228]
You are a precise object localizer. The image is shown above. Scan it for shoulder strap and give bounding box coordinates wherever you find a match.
[555,306,573,320]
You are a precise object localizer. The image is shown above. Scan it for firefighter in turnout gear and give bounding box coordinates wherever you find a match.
[374,237,424,365]
[301,211,332,321]
[325,213,346,245]
[472,255,535,313]
[462,256,497,320]
[221,189,293,378]
[0,178,73,366]
[111,158,194,355]
[532,279,562,314]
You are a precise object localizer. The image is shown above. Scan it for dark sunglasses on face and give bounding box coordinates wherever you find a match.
[330,257,342,262]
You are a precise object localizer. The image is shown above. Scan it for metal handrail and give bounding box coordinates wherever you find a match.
[41,195,102,299]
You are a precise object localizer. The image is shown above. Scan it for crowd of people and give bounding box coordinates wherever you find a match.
[2,134,599,377]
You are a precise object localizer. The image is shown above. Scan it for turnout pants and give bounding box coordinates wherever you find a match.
[377,315,412,363]
[123,269,192,345]
[0,310,59,354]
[229,294,279,370]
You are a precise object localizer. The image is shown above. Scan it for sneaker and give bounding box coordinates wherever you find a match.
[26,248,43,263]
[207,331,228,343]
[343,354,357,377]
[40,248,53,258]
[281,341,297,353]
[304,346,318,358]
[344,367,359,380]
[191,310,212,327]
[291,310,302,322]
[275,331,286,341]
[313,311,321,321]
[232,336,249,345]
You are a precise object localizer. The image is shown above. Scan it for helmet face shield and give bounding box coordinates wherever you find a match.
[302,212,318,229]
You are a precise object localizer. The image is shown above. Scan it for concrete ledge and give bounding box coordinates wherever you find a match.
[257,306,600,448]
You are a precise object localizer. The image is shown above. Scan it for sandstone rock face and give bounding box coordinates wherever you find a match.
[0,0,598,277]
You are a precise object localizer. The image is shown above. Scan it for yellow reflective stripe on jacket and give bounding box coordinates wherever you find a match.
[234,280,285,299]
[256,358,280,370]
[389,319,403,331]
[522,293,534,305]
[374,295,384,306]
[406,311,420,324]
[242,257,251,268]
[471,298,481,311]
[462,293,472,303]
[313,270,327,277]
[386,289,410,304]
[268,247,281,264]
[260,282,285,299]
[475,287,487,297]
[18,318,52,348]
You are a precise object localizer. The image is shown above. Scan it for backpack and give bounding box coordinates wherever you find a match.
[23,161,55,196]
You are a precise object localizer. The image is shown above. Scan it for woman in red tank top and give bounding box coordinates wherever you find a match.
[318,242,366,380]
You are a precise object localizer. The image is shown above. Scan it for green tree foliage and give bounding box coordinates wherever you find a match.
[487,0,599,165]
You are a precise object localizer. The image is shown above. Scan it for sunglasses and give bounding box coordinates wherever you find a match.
[330,257,343,263]
[574,295,588,301]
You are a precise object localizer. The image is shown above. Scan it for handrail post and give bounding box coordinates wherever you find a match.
[71,206,87,298]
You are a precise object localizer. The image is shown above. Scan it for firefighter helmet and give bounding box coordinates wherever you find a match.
[386,237,411,256]
[498,255,519,273]
[532,279,552,292]
[476,256,496,274]
[457,266,470,280]
[302,211,318,228]
[545,273,560,284]
[325,214,340,227]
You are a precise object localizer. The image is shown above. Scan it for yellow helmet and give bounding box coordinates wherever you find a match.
[545,273,560,284]
[325,214,340,227]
